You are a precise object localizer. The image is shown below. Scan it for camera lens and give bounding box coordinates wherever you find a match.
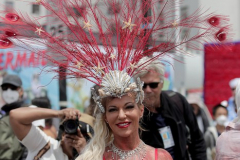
[66,121,76,129]
[64,119,78,134]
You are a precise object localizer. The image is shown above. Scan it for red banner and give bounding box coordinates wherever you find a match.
[204,42,240,114]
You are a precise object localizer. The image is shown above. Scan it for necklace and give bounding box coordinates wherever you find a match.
[108,140,147,160]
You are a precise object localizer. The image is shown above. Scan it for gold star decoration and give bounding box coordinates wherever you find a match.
[171,21,178,28]
[128,62,137,71]
[36,0,41,3]
[35,27,45,35]
[76,61,84,69]
[93,62,106,75]
[109,54,116,59]
[122,18,136,32]
[83,21,92,30]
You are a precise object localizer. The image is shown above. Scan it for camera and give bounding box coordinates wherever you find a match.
[62,118,79,135]
[61,117,94,141]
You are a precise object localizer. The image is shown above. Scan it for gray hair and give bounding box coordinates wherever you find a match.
[134,57,165,80]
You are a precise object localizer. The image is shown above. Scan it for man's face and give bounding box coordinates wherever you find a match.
[139,70,163,108]
[61,129,87,158]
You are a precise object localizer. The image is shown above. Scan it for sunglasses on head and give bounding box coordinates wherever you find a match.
[143,82,159,89]
[1,85,18,91]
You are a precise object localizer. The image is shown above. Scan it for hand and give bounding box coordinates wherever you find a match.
[65,129,87,153]
[58,108,81,121]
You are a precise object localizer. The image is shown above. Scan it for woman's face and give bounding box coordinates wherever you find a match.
[105,95,144,138]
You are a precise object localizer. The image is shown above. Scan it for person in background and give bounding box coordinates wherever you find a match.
[20,105,47,159]
[85,84,100,117]
[227,78,240,121]
[0,71,8,113]
[216,81,240,160]
[29,105,47,130]
[32,97,57,139]
[10,107,95,160]
[135,57,206,160]
[187,94,212,134]
[0,74,25,160]
[44,118,58,139]
[204,101,228,160]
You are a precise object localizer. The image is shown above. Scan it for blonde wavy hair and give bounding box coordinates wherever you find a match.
[76,112,113,160]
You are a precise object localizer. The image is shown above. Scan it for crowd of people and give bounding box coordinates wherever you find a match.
[0,0,236,160]
[0,69,239,160]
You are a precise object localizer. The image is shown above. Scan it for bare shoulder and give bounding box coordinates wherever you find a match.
[156,148,173,160]
[145,145,172,160]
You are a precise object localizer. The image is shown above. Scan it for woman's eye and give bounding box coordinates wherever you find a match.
[108,108,117,112]
[126,105,134,109]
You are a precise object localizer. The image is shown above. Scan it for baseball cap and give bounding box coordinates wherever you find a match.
[1,74,22,87]
[79,113,95,129]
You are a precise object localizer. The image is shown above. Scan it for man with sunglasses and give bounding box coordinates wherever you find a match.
[0,74,25,160]
[135,57,206,160]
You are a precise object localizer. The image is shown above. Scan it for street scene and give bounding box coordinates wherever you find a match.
[0,0,239,160]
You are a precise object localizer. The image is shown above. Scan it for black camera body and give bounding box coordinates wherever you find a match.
[61,118,94,141]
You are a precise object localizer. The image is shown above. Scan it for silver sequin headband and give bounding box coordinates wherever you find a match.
[91,70,144,113]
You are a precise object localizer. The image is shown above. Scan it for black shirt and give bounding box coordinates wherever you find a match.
[151,112,175,159]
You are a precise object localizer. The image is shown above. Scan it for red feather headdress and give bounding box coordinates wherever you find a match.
[0,0,231,112]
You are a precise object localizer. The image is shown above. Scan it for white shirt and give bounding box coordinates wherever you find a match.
[21,125,69,160]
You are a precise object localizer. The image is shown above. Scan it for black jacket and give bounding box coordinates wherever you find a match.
[140,91,206,160]
[1,101,24,115]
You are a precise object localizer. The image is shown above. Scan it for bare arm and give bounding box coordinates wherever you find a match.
[9,107,81,141]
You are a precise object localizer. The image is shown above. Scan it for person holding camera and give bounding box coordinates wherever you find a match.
[9,107,95,160]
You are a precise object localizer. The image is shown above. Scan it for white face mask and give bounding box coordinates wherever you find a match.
[2,89,20,104]
[216,115,228,126]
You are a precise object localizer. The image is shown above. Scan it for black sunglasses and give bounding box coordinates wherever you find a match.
[1,85,18,91]
[143,82,159,89]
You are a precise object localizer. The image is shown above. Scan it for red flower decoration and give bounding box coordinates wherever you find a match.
[216,28,227,41]
[5,13,20,22]
[208,16,220,27]
[0,38,13,48]
[5,30,17,37]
